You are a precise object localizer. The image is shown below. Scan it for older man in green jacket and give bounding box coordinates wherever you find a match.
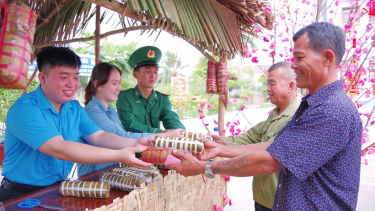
[117,46,185,133]
[214,61,300,211]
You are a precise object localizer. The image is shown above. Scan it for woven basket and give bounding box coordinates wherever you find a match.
[88,159,227,211]
[0,1,37,89]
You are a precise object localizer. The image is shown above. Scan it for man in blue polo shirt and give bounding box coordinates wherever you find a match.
[0,46,154,202]
[169,22,362,210]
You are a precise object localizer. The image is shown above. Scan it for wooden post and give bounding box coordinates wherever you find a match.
[218,57,227,136]
[95,5,101,64]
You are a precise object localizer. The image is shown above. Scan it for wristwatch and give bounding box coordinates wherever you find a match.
[205,160,215,178]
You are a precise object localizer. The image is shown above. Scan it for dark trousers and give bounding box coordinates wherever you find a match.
[0,178,46,202]
[255,201,272,211]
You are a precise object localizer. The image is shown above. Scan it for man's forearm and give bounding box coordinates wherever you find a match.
[212,150,282,177]
[219,142,272,158]
[91,131,137,149]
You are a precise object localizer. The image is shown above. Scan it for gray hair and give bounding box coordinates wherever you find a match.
[268,61,296,83]
[293,22,345,65]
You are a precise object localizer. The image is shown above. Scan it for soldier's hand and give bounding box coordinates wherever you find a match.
[211,135,227,145]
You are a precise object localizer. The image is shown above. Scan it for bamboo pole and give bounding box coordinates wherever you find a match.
[95,5,101,64]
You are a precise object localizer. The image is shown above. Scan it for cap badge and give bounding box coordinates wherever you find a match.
[147,50,155,58]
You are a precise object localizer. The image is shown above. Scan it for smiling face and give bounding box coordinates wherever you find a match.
[133,66,159,89]
[39,66,80,112]
[267,68,292,107]
[291,33,329,94]
[96,68,122,107]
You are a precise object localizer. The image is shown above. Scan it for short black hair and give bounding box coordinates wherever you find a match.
[293,22,346,65]
[36,46,81,73]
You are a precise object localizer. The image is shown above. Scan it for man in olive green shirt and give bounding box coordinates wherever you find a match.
[214,61,300,211]
[117,46,185,133]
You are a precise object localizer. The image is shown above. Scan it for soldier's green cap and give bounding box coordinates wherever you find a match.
[128,46,162,70]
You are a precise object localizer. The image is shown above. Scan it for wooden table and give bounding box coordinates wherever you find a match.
[0,165,167,211]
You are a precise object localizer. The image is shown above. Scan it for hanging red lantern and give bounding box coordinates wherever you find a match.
[369,0,375,16]
[353,37,357,48]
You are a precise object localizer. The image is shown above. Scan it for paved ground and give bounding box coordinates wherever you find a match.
[181,105,375,211]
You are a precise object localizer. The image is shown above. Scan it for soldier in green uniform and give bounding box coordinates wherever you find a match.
[116,46,186,133]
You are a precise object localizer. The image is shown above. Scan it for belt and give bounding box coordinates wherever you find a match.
[1,178,46,193]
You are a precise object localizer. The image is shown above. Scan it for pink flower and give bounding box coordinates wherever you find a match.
[232,98,238,103]
[289,47,293,52]
[227,100,231,105]
[269,51,275,58]
[198,108,203,113]
[240,105,246,111]
[335,0,339,6]
[223,194,232,206]
[207,104,213,110]
[345,71,352,78]
[365,158,368,165]
[243,45,249,52]
[252,57,259,63]
[200,102,205,108]
[205,123,209,126]
[245,95,251,100]
[270,44,275,49]
[191,98,196,100]
[245,51,252,58]
[199,115,205,119]
[295,8,300,14]
[254,27,261,33]
[368,147,375,155]
[264,6,271,13]
[229,127,234,133]
[252,48,258,53]
[222,175,230,182]
[214,119,218,124]
[221,130,226,135]
[370,78,375,83]
[370,121,375,125]
[226,122,230,127]
[213,205,223,211]
[280,13,285,20]
[263,37,270,42]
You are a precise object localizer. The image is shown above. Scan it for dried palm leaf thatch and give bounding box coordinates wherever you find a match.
[10,0,273,60]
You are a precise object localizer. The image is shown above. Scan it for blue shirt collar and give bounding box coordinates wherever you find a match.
[303,80,343,107]
[91,95,109,112]
[35,85,73,115]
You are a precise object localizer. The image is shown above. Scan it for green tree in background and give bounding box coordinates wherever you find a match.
[0,79,39,136]
[157,51,188,87]
[72,32,138,90]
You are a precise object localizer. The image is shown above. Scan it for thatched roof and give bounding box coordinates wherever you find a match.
[15,0,274,60]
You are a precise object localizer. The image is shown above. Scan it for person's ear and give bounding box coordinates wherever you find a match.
[323,49,334,66]
[133,71,138,79]
[38,72,46,84]
[93,80,98,89]
[289,81,296,91]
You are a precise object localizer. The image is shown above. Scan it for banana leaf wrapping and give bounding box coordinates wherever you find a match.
[59,181,110,198]
[155,136,205,153]
[0,1,37,89]
[180,131,213,141]
[111,167,161,184]
[139,148,173,165]
[100,172,144,192]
